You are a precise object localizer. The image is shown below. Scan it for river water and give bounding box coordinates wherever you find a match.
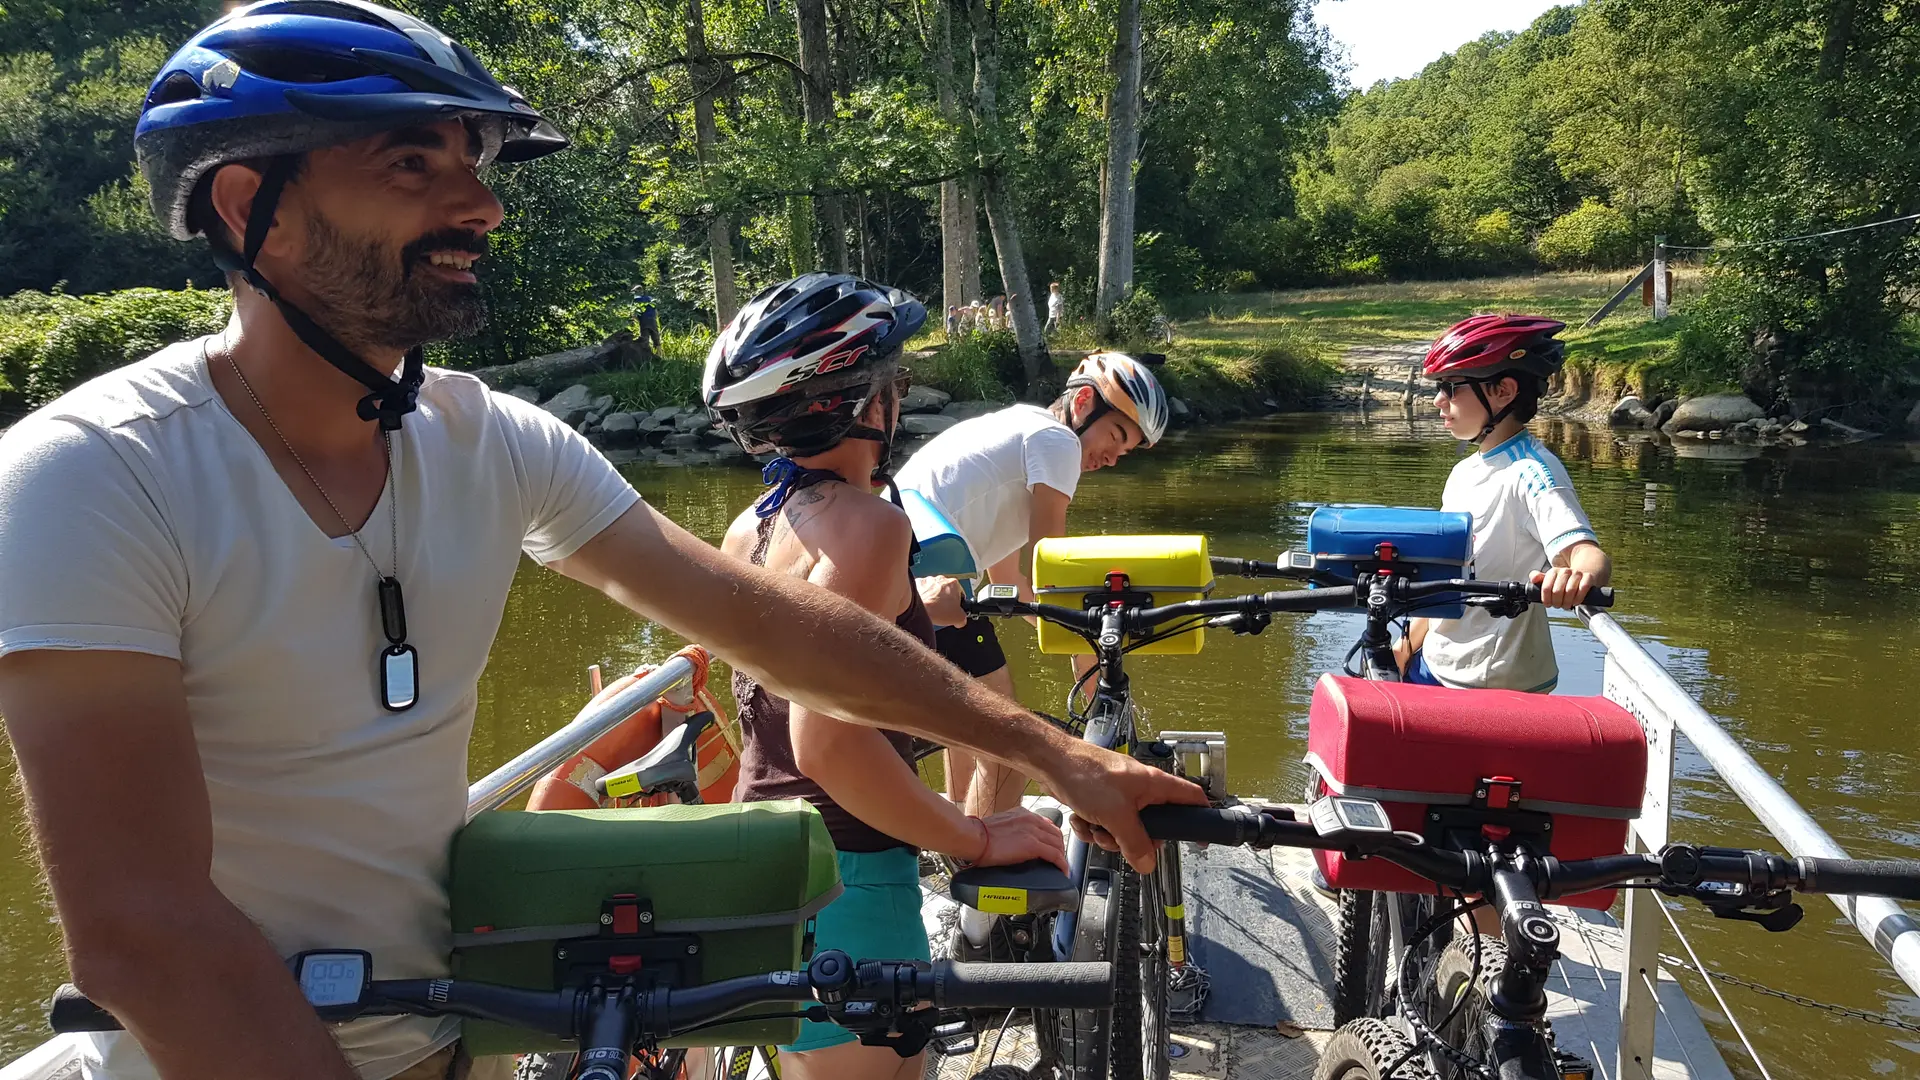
[2,411,1917,1077]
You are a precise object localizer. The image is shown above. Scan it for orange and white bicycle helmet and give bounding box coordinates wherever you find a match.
[1065,351,1169,447]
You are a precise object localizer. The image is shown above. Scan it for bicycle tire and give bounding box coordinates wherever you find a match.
[1331,889,1390,1025]
[1106,867,1154,1080]
[1041,872,1115,1079]
[1311,1018,1439,1080]
[1116,868,1171,1080]
[1429,934,1508,1048]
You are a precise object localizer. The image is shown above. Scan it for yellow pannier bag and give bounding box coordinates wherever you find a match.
[1032,534,1215,656]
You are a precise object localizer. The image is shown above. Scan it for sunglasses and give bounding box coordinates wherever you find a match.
[1434,376,1495,399]
[891,372,912,396]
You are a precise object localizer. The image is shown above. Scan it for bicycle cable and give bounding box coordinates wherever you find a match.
[1385,896,1495,1080]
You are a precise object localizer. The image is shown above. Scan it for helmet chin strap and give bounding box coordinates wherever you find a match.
[209,155,424,431]
[1466,379,1518,446]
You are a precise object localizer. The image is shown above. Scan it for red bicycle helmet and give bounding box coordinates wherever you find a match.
[1424,315,1566,443]
[1423,314,1567,380]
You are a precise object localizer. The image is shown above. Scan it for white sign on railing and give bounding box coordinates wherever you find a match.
[1604,653,1675,850]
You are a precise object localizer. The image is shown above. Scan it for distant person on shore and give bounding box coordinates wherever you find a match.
[630,288,661,352]
[945,304,959,339]
[1044,282,1064,338]
[1396,315,1612,694]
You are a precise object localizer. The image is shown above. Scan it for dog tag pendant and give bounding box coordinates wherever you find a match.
[377,577,417,712]
[381,644,418,712]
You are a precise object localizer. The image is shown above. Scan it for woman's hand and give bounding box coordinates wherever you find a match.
[915,576,970,628]
[967,808,1069,872]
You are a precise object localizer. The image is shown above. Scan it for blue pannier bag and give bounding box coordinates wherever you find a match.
[1304,505,1474,619]
[902,488,976,583]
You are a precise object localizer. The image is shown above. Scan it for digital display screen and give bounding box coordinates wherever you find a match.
[1338,798,1388,830]
[298,953,366,1008]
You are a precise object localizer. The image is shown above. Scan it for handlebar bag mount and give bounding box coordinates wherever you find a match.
[1305,506,1473,618]
[449,801,841,1054]
[1033,534,1215,656]
[1305,675,1648,908]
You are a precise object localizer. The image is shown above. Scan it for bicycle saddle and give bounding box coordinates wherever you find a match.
[595,711,713,802]
[950,860,1080,916]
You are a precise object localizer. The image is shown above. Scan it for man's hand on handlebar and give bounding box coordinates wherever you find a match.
[969,807,1071,872]
[1041,743,1208,875]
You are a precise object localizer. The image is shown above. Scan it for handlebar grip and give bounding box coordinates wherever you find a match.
[48,984,121,1032]
[1798,858,1920,901]
[1139,805,1262,846]
[1522,584,1614,608]
[933,961,1112,1010]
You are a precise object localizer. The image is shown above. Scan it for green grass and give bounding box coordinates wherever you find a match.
[1166,270,1699,393]
[582,327,712,412]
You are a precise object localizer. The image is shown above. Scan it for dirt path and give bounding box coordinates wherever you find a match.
[1327,341,1431,408]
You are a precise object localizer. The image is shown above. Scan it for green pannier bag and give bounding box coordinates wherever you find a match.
[448,800,842,1055]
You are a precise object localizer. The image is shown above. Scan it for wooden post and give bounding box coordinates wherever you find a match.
[1401,364,1418,409]
[1652,235,1670,321]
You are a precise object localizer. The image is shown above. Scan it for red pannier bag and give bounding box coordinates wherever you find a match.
[1305,674,1648,909]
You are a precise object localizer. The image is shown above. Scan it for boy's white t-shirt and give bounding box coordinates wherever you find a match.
[1047,292,1064,319]
[1423,430,1597,693]
[0,341,640,1079]
[895,404,1082,572]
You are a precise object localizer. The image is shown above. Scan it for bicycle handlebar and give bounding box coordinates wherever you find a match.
[963,578,1612,640]
[1135,804,1920,902]
[47,953,1113,1043]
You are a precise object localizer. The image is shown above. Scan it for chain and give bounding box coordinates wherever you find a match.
[223,342,397,580]
[1548,912,1920,1034]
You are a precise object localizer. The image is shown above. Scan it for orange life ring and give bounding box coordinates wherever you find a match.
[526,645,741,810]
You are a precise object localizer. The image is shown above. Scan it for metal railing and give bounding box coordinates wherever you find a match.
[465,653,700,817]
[1583,609,1920,1079]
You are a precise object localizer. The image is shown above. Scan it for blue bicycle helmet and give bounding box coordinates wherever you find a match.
[134,1,568,429]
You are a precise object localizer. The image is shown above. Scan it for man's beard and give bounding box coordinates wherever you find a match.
[299,212,491,352]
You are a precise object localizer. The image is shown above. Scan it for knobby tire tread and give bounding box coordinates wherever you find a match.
[1107,867,1147,1080]
[1312,1017,1439,1080]
[1332,888,1382,1026]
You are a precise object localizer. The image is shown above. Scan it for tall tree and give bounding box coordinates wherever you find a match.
[795,0,850,272]
[686,0,739,327]
[1095,0,1143,319]
[933,0,982,314]
[955,0,1047,391]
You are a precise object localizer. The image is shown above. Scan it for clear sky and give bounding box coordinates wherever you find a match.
[1312,0,1569,89]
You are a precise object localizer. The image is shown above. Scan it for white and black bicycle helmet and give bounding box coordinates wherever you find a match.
[1064,351,1170,447]
[704,273,927,457]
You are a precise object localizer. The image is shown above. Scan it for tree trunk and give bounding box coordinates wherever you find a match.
[687,0,738,328]
[955,0,1046,392]
[1095,0,1143,320]
[796,0,849,272]
[934,2,982,314]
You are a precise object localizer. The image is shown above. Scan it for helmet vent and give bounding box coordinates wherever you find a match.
[150,71,204,106]
[223,44,379,83]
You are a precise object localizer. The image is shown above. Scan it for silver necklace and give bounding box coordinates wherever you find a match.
[222,343,419,712]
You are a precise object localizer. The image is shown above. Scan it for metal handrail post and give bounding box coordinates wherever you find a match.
[1582,610,1920,997]
[465,653,700,818]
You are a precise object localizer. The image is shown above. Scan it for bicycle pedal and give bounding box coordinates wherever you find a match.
[1553,1048,1594,1080]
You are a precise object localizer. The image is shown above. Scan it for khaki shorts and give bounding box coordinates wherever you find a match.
[388,1045,517,1080]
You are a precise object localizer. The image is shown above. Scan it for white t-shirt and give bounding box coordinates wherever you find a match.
[1047,292,1064,319]
[1423,430,1596,693]
[895,404,1082,573]
[0,341,639,1079]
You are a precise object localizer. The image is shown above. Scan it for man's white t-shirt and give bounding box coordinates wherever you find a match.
[0,341,640,1079]
[1423,430,1596,693]
[895,404,1082,573]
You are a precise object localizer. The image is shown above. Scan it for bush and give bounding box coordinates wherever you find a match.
[1155,320,1335,414]
[1536,199,1638,270]
[1106,287,1166,347]
[1133,232,1206,296]
[583,326,713,412]
[909,334,1017,402]
[1,287,231,406]
[1462,210,1533,273]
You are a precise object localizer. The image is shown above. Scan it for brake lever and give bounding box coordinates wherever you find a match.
[1664,883,1805,932]
[829,1001,934,1057]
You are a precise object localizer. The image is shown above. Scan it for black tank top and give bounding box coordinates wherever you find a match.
[732,474,936,853]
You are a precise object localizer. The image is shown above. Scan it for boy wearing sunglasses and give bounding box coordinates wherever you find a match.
[1397,315,1612,693]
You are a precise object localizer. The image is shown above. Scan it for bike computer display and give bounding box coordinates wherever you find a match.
[1309,796,1395,838]
[292,950,371,1020]
[980,583,1019,601]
